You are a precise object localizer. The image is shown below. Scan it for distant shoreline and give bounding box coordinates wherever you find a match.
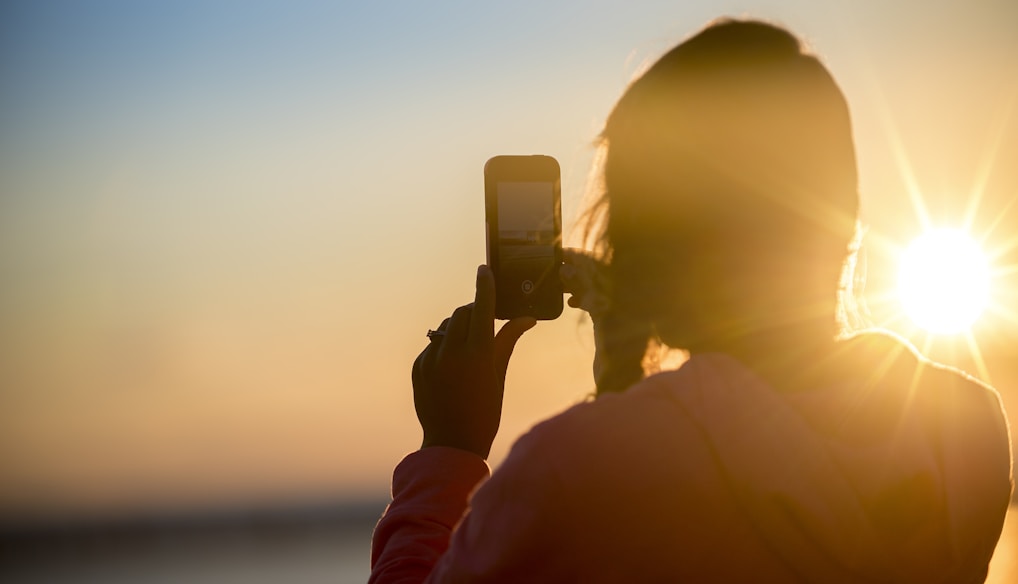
[0,497,388,543]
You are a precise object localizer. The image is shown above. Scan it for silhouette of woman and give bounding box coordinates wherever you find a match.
[370,18,1011,583]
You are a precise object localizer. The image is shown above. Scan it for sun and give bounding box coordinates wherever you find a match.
[897,228,990,334]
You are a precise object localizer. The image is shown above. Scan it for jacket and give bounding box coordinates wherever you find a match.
[370,331,1012,582]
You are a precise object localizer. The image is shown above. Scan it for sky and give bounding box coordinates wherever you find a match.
[1,0,1016,520]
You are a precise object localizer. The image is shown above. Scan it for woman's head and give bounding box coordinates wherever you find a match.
[590,19,860,391]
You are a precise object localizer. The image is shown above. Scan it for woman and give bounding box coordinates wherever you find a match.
[369,19,1011,583]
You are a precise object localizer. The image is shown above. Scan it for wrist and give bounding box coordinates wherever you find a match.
[421,435,492,459]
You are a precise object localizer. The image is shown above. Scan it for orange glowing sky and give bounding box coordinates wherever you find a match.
[0,0,1016,520]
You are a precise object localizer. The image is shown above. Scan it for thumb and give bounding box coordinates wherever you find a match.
[493,317,537,383]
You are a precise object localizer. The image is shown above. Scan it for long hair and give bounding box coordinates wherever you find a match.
[588,19,860,394]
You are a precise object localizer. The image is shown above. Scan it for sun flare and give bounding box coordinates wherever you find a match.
[897,229,990,335]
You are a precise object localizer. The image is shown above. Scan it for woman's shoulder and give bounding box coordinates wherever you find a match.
[836,328,1000,399]
[508,366,728,482]
[520,351,765,445]
[525,369,692,435]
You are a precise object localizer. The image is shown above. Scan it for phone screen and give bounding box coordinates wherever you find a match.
[497,181,557,270]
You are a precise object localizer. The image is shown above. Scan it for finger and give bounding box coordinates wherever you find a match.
[559,262,578,293]
[420,340,440,375]
[562,247,600,269]
[421,315,450,370]
[469,265,496,345]
[412,349,427,387]
[425,317,451,343]
[560,249,600,295]
[445,304,473,344]
[493,317,537,383]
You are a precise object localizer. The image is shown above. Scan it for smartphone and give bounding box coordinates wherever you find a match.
[484,155,564,320]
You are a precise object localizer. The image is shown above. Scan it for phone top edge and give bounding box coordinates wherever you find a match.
[484,154,559,170]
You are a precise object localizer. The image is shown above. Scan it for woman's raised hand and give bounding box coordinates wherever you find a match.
[410,266,536,459]
[560,248,610,317]
[561,248,614,383]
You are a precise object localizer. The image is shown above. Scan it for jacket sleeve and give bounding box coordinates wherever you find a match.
[369,430,574,583]
[369,447,490,584]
